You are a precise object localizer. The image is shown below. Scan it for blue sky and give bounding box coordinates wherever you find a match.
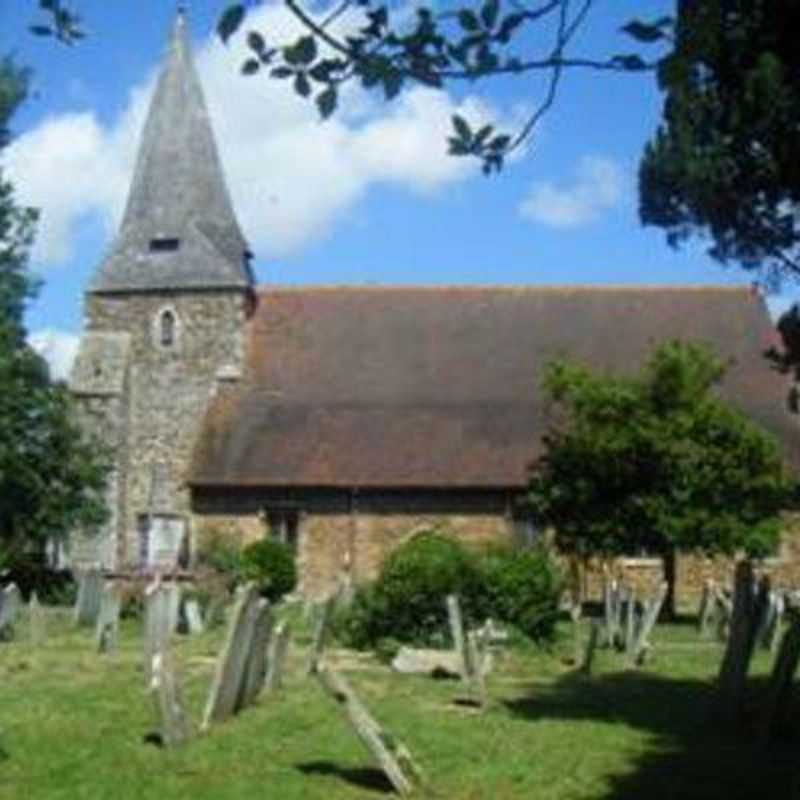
[1,1,797,377]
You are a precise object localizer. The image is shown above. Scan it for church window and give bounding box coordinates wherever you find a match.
[159,309,176,347]
[266,509,299,552]
[149,237,180,252]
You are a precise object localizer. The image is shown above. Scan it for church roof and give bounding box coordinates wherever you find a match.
[90,12,251,294]
[190,285,800,489]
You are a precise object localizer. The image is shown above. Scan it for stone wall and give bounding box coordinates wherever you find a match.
[78,289,249,566]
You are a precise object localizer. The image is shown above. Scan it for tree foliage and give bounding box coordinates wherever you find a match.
[526,340,794,561]
[0,60,108,567]
[639,1,800,285]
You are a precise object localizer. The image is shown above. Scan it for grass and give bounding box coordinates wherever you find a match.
[0,607,798,800]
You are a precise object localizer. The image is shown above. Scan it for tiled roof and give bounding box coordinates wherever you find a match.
[190,285,799,489]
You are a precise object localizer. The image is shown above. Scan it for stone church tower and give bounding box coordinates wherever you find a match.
[69,12,253,568]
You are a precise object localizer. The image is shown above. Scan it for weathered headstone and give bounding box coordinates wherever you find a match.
[95,582,122,654]
[716,561,767,722]
[28,591,45,647]
[569,603,583,666]
[0,583,22,640]
[581,620,601,676]
[264,620,291,693]
[697,579,716,636]
[446,594,472,681]
[391,647,462,678]
[183,599,205,635]
[202,583,261,729]
[316,665,424,797]
[149,650,190,747]
[74,567,103,626]
[628,581,668,667]
[144,579,173,685]
[306,594,336,676]
[765,592,785,653]
[759,613,800,744]
[239,598,274,708]
[623,590,637,658]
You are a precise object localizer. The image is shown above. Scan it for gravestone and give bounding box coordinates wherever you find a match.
[391,647,462,678]
[0,583,22,639]
[28,591,45,646]
[628,581,668,667]
[239,598,274,708]
[144,580,173,685]
[581,620,601,676]
[446,594,472,681]
[149,651,190,747]
[264,620,291,693]
[202,583,261,729]
[316,665,424,797]
[183,599,205,635]
[759,613,800,744]
[74,568,103,627]
[306,594,336,676]
[95,582,122,654]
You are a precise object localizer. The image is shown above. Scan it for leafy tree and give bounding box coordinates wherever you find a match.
[0,59,108,571]
[639,1,800,285]
[525,340,795,612]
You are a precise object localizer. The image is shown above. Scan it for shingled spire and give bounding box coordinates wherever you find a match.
[90,10,252,293]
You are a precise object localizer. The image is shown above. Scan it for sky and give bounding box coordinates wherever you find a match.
[2,0,798,380]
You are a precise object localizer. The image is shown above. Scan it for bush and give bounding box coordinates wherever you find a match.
[479,545,563,643]
[336,531,564,650]
[240,538,297,602]
[337,531,487,648]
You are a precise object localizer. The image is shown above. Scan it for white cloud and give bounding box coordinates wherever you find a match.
[6,2,511,267]
[518,156,623,228]
[29,328,80,381]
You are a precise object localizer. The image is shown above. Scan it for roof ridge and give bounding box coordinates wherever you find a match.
[254,284,755,294]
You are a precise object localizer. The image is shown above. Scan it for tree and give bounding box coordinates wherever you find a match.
[0,59,108,572]
[639,1,800,286]
[525,340,794,612]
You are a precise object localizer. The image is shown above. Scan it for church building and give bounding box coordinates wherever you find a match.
[69,13,800,598]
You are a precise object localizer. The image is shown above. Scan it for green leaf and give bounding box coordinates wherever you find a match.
[270,66,294,79]
[316,87,338,119]
[480,0,500,31]
[28,25,53,37]
[448,137,470,156]
[383,70,404,100]
[611,54,649,71]
[488,133,510,151]
[295,35,317,65]
[474,124,493,146]
[452,114,472,144]
[620,19,666,43]
[217,4,246,45]
[497,12,525,43]
[247,30,266,54]
[294,73,312,97]
[458,10,480,32]
[241,58,261,76]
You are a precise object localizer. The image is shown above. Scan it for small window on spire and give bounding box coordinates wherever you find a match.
[149,237,180,253]
[160,310,176,347]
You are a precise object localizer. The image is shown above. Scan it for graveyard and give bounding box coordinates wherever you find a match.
[1,574,799,800]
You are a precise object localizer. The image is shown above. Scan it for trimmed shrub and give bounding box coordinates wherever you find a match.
[240,538,297,602]
[337,531,487,648]
[479,545,563,643]
[336,531,564,650]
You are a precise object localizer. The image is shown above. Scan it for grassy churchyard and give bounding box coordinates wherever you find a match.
[1,596,799,800]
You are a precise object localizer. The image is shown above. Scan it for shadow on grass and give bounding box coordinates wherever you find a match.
[504,670,800,800]
[296,760,394,794]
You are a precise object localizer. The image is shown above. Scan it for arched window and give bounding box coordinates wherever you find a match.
[160,309,176,347]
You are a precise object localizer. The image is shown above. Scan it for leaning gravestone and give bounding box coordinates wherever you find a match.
[239,598,274,708]
[0,583,22,640]
[182,599,205,635]
[306,594,336,676]
[74,567,103,627]
[202,583,261,729]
